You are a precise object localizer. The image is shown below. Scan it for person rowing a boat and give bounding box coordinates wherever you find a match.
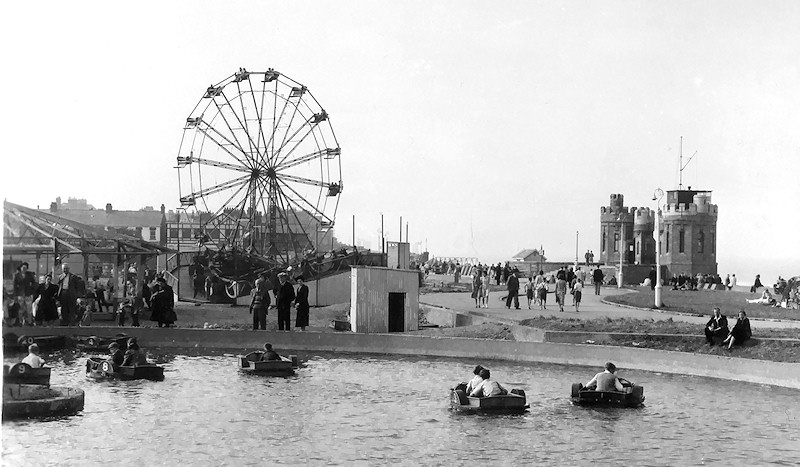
[468,369,508,397]
[261,343,281,361]
[584,362,624,392]
[107,342,124,368]
[122,338,148,366]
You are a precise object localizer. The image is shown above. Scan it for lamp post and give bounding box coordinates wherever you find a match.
[653,188,664,307]
[618,222,624,288]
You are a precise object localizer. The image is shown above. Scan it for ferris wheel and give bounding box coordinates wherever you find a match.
[176,68,342,265]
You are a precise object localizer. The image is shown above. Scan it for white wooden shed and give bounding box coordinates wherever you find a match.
[350,266,419,333]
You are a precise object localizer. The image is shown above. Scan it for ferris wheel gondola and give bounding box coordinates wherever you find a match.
[176,68,342,266]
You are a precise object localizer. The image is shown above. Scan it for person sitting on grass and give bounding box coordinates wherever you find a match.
[469,369,507,398]
[584,362,624,392]
[704,307,729,346]
[261,343,281,361]
[746,289,775,306]
[722,310,752,350]
[465,365,485,395]
[21,343,45,368]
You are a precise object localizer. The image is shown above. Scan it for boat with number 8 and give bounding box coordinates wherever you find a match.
[85,357,165,381]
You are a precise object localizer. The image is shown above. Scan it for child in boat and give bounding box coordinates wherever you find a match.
[107,342,124,368]
[21,343,45,368]
[122,338,148,366]
[261,343,281,361]
[584,362,624,392]
[465,365,485,394]
[469,369,507,397]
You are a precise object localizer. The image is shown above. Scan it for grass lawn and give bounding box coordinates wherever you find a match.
[605,287,800,321]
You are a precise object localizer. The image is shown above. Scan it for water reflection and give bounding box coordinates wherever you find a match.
[3,349,799,465]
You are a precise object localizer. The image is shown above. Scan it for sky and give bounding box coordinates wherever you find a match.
[2,0,799,285]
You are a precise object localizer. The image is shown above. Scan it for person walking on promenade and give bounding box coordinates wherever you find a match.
[585,250,591,266]
[505,270,520,309]
[537,280,548,310]
[454,262,461,285]
[573,279,583,312]
[555,276,568,312]
[275,272,295,331]
[480,271,490,308]
[648,266,657,290]
[495,263,502,286]
[557,267,566,282]
[593,266,604,295]
[13,262,37,326]
[730,274,737,290]
[524,277,535,309]
[502,263,510,285]
[294,275,310,331]
[472,270,483,308]
[249,273,270,330]
[57,264,81,326]
[750,274,763,293]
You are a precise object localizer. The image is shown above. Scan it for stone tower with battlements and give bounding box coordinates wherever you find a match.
[634,207,655,265]
[599,194,634,265]
[659,189,718,277]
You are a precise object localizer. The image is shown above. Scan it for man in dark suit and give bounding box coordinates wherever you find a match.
[704,307,729,345]
[505,270,520,309]
[275,272,295,331]
[57,264,81,326]
[648,266,657,290]
[593,267,604,295]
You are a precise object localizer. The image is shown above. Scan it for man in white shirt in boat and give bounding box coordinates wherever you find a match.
[21,343,46,368]
[465,365,485,394]
[584,362,624,392]
[469,369,508,397]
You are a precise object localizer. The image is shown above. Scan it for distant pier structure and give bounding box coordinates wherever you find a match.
[598,189,717,282]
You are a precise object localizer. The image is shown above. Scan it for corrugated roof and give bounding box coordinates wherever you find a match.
[511,249,546,261]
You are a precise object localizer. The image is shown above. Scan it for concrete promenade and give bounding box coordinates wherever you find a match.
[419,278,800,330]
[9,325,800,389]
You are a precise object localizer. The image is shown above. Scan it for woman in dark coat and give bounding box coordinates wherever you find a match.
[150,278,175,327]
[294,276,310,331]
[723,310,752,350]
[33,273,59,325]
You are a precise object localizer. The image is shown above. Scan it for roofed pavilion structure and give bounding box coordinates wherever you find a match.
[3,201,173,301]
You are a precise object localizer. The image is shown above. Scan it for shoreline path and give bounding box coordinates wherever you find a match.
[420,274,800,330]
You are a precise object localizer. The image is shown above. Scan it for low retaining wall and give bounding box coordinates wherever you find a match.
[9,326,800,389]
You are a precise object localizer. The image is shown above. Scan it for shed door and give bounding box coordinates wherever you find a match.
[388,292,405,332]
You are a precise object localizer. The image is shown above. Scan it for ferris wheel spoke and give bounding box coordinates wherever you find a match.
[276,178,335,226]
[232,81,260,161]
[196,120,252,168]
[180,174,251,205]
[258,179,290,264]
[272,185,308,259]
[277,148,336,171]
[177,156,251,174]
[211,94,257,165]
[273,117,320,166]
[253,79,270,161]
[203,182,251,246]
[278,173,331,189]
[266,87,291,166]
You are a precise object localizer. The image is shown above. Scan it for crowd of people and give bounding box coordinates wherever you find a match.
[4,262,177,329]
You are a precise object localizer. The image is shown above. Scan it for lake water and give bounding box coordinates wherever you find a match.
[3,348,799,465]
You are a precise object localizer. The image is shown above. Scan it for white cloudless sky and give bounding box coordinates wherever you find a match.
[2,0,799,284]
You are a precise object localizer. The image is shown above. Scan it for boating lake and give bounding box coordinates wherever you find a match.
[3,348,799,465]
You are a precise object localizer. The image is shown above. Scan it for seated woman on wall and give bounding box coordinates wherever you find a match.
[746,289,775,305]
[722,310,752,350]
[469,369,508,398]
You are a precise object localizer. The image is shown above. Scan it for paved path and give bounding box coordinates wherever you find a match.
[420,276,800,330]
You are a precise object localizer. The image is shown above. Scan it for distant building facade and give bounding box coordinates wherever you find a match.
[44,198,166,245]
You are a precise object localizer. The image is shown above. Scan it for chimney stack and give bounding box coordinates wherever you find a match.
[105,203,113,213]
[160,204,165,214]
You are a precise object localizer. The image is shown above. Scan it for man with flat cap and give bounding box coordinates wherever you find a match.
[13,262,37,326]
[275,272,295,331]
[57,264,81,326]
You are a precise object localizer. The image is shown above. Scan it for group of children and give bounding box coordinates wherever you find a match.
[523,272,584,313]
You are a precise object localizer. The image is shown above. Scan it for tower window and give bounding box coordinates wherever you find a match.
[602,228,606,253]
[666,229,670,253]
[698,229,705,253]
[613,233,619,252]
[679,228,685,253]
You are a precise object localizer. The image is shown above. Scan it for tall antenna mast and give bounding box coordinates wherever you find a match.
[678,136,698,190]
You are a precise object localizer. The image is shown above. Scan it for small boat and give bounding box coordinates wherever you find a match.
[85,357,165,381]
[570,378,645,407]
[238,351,298,376]
[74,334,129,352]
[450,383,529,414]
[3,363,52,386]
[7,334,67,351]
[3,384,84,420]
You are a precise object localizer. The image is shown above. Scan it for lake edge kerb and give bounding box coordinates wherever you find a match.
[9,327,800,390]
